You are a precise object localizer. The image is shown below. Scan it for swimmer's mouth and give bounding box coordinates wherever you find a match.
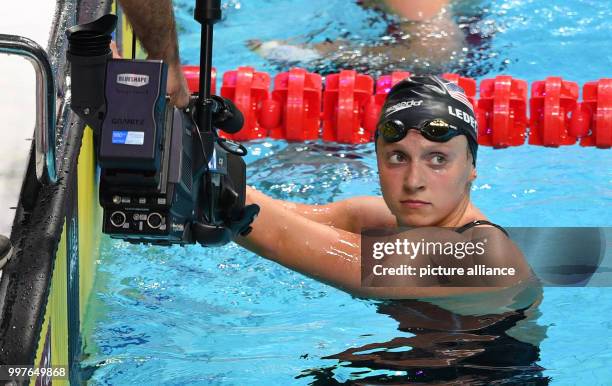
[400,199,431,208]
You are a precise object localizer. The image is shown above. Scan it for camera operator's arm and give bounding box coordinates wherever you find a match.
[246,186,396,233]
[117,0,190,108]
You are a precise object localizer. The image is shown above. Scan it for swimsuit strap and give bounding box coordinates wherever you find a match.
[455,220,509,237]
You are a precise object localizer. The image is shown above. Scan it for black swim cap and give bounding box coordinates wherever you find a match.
[376,75,478,165]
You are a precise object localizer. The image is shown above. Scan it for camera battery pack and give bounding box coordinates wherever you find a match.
[100,59,168,171]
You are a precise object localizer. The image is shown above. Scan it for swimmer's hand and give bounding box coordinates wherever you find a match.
[246,39,322,63]
[193,203,260,246]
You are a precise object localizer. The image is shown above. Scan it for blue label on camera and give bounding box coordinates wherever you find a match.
[112,131,127,144]
[112,131,144,145]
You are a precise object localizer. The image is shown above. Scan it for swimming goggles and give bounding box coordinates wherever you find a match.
[376,118,463,143]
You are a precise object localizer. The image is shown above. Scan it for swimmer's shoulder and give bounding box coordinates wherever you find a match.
[458,219,534,282]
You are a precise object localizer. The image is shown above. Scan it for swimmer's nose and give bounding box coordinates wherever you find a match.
[403,161,426,193]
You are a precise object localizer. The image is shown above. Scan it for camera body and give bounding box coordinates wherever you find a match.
[98,59,194,243]
[67,15,257,246]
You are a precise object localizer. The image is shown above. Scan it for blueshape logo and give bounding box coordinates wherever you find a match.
[117,73,150,87]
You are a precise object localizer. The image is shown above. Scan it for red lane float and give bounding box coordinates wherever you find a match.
[221,66,270,140]
[182,65,217,95]
[529,77,579,146]
[181,66,611,149]
[579,78,612,148]
[264,68,322,141]
[322,70,374,144]
[478,75,528,147]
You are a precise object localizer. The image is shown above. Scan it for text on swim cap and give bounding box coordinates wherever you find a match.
[384,99,423,117]
[448,106,477,130]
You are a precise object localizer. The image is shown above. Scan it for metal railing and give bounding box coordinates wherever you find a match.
[0,34,57,184]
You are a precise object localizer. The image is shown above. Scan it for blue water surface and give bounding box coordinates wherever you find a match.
[82,0,612,384]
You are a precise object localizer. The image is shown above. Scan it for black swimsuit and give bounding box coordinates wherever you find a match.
[455,220,509,237]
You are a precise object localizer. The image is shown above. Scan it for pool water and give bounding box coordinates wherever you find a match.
[81,0,612,384]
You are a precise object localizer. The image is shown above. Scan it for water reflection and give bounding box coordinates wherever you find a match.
[299,285,549,385]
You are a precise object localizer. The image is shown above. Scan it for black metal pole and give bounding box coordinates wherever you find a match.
[194,0,221,133]
[193,0,222,225]
[199,23,214,100]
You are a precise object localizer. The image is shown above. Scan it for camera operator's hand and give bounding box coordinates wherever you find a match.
[118,0,190,109]
[110,41,120,58]
[167,62,190,109]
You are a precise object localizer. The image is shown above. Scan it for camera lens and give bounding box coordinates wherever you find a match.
[147,213,164,229]
[110,211,126,227]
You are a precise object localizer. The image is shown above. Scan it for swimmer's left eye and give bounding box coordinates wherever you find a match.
[430,154,447,166]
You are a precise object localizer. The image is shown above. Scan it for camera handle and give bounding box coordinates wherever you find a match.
[192,0,220,181]
[191,0,260,245]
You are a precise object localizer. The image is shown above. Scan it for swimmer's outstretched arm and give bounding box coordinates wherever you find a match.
[245,186,396,233]
[236,188,534,299]
[236,192,364,295]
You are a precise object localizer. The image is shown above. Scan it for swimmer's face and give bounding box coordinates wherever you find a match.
[376,130,476,227]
